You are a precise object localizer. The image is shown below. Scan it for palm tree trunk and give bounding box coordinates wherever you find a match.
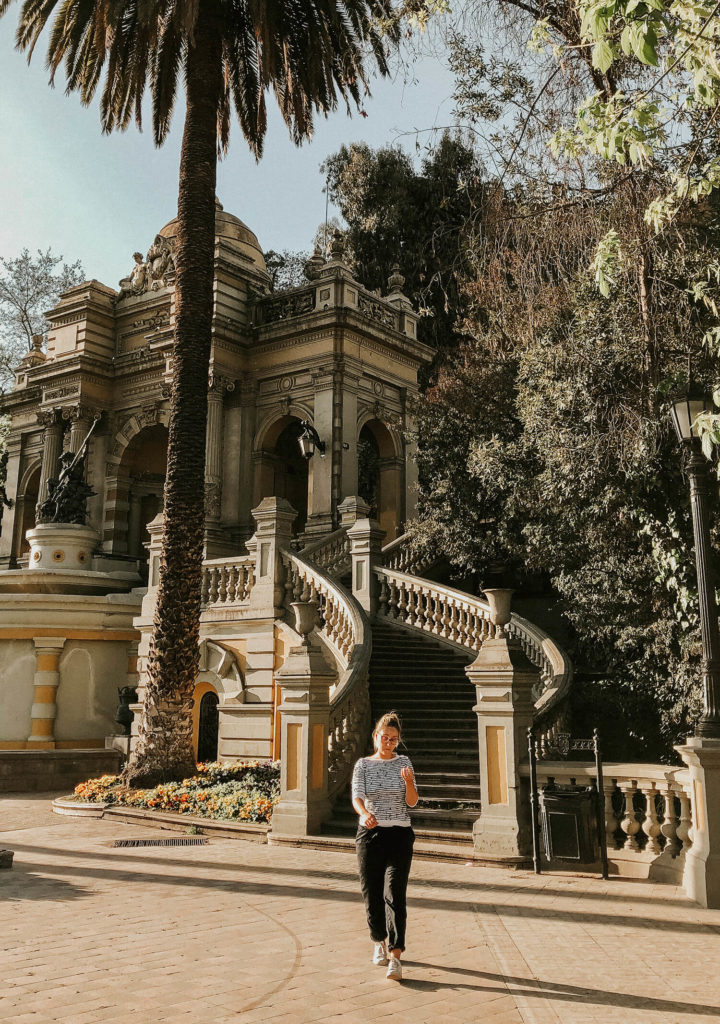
[125,17,223,787]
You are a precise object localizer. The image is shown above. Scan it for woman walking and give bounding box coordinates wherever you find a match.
[351,711,419,981]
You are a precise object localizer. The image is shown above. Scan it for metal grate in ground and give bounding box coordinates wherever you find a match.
[111,838,209,848]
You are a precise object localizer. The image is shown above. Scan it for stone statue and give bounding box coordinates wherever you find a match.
[36,422,98,525]
[116,236,175,302]
[146,234,175,290]
[117,252,148,301]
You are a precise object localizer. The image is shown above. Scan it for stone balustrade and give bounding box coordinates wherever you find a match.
[381,532,432,575]
[298,528,351,578]
[281,548,371,799]
[519,760,693,878]
[200,556,255,609]
[375,568,572,719]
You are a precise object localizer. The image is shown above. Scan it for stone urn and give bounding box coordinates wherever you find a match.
[483,588,514,633]
[290,600,319,646]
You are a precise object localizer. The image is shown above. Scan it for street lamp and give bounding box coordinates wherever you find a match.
[298,421,326,460]
[671,387,720,738]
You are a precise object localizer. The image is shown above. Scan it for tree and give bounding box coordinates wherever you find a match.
[0,0,402,786]
[0,248,84,393]
[323,133,485,353]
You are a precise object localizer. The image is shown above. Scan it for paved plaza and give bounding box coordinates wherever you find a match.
[2,794,720,1024]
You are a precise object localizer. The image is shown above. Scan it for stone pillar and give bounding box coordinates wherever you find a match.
[341,373,359,498]
[245,497,297,619]
[337,495,370,529]
[347,517,385,616]
[0,437,22,568]
[68,405,96,453]
[271,639,335,836]
[306,373,334,536]
[129,514,165,752]
[466,620,539,861]
[677,737,720,908]
[37,410,63,504]
[204,377,234,557]
[27,637,66,748]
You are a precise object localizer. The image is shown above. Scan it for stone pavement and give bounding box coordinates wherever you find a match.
[2,794,720,1024]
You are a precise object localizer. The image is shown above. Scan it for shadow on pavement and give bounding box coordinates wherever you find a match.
[401,961,720,1017]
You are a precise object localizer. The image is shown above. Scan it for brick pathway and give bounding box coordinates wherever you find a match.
[2,793,720,1024]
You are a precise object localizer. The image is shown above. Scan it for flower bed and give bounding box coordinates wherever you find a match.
[72,760,280,823]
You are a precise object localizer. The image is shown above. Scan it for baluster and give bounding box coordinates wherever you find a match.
[659,784,681,856]
[618,782,641,852]
[396,582,407,622]
[292,566,302,602]
[404,583,416,625]
[440,597,451,639]
[448,601,459,642]
[676,788,693,853]
[603,783,621,849]
[208,567,219,605]
[217,566,228,604]
[201,568,209,606]
[421,589,433,632]
[247,564,255,597]
[378,574,389,617]
[225,565,237,603]
[388,580,399,619]
[640,784,662,855]
[431,594,442,635]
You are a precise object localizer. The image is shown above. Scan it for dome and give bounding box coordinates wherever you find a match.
[157,198,266,273]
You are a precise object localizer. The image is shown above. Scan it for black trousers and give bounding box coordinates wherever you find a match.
[355,825,415,952]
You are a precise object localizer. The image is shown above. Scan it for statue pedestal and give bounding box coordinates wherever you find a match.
[26,523,99,572]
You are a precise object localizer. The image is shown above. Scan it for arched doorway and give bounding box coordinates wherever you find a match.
[17,464,40,559]
[113,424,168,560]
[254,416,308,534]
[197,691,219,762]
[358,419,402,540]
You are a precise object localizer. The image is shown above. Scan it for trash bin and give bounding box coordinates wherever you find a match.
[539,785,600,863]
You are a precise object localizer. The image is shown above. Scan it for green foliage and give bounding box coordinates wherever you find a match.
[323,133,485,351]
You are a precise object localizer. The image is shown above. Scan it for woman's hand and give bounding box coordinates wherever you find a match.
[360,811,378,829]
[402,765,419,807]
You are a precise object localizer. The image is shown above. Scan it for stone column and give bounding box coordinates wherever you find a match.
[306,371,334,536]
[466,613,539,862]
[27,637,66,748]
[347,517,385,616]
[677,737,720,908]
[245,497,297,619]
[271,638,335,836]
[128,514,165,752]
[204,376,235,556]
[127,492,143,557]
[68,405,96,453]
[337,495,370,530]
[37,410,63,504]
[0,436,22,569]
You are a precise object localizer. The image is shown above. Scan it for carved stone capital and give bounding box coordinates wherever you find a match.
[36,409,61,430]
[208,373,236,396]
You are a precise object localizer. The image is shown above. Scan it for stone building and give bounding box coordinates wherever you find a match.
[0,199,430,575]
[0,199,432,768]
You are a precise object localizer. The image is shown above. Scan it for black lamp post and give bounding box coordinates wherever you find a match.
[671,389,720,738]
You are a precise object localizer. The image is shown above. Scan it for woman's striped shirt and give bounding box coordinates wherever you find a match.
[351,755,415,827]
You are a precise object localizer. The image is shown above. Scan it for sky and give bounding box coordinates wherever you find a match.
[0,14,457,289]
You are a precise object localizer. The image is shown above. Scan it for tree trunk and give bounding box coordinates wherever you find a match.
[124,17,222,787]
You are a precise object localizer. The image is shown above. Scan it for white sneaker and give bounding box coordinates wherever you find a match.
[372,942,388,966]
[386,956,402,981]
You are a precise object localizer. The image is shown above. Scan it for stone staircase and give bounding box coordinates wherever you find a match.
[322,620,480,847]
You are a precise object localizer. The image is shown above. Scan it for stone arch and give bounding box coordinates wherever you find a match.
[356,416,404,541]
[13,459,42,561]
[253,402,314,454]
[253,410,312,534]
[104,417,169,561]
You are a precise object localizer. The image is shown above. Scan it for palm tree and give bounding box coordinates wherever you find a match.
[0,0,400,785]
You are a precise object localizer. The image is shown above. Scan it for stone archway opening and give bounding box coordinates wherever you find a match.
[254,416,308,535]
[18,464,40,558]
[358,419,402,541]
[113,424,168,561]
[197,690,220,763]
